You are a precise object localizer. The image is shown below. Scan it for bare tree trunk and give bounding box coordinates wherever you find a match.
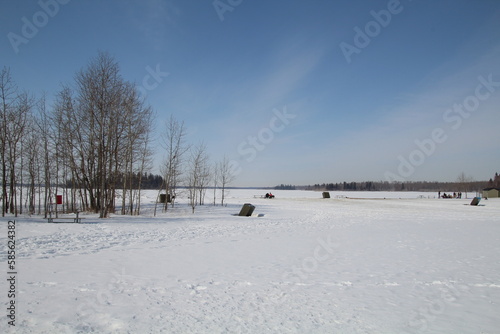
[188,143,209,214]
[0,67,17,216]
[161,115,188,213]
[40,101,52,219]
[153,179,164,217]
[219,155,235,206]
[213,161,219,206]
[6,92,31,216]
[19,142,23,215]
[135,128,153,216]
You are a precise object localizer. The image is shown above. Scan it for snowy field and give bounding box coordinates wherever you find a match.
[1,189,499,333]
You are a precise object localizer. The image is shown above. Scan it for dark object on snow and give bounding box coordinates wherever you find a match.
[159,194,172,203]
[322,192,330,199]
[470,197,481,206]
[482,187,500,198]
[239,203,255,216]
[159,194,167,203]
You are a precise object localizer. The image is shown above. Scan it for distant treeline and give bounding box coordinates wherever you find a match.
[486,172,500,188]
[274,184,296,190]
[302,180,488,192]
[67,172,164,190]
[273,172,499,192]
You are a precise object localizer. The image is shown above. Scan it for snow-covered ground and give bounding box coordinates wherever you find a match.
[1,189,499,333]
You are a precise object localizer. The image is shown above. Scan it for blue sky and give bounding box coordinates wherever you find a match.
[1,0,499,187]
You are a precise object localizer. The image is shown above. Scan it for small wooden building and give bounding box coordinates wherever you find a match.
[482,187,500,198]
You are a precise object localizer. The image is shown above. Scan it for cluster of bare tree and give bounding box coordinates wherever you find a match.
[1,52,236,219]
[0,67,31,217]
[1,53,154,218]
[154,115,235,215]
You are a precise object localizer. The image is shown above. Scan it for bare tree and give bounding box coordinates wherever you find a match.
[187,143,209,213]
[129,87,154,216]
[5,91,31,216]
[51,52,158,218]
[37,94,56,218]
[456,172,474,198]
[212,161,219,206]
[53,86,84,213]
[23,113,40,214]
[0,67,17,216]
[71,52,127,217]
[218,155,235,206]
[119,82,154,215]
[157,115,188,213]
[134,127,153,215]
[198,160,211,206]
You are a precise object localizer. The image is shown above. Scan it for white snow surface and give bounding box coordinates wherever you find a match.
[1,189,500,333]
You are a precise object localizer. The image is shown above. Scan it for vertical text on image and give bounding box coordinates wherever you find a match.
[6,220,17,326]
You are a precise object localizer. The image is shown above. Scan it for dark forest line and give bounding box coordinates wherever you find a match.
[275,172,500,192]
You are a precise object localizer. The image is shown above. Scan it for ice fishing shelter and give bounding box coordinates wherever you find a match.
[238,203,255,217]
[482,187,500,198]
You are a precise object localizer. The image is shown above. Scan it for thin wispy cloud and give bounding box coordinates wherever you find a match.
[123,0,182,48]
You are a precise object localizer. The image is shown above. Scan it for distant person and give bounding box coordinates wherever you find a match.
[265,193,270,198]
